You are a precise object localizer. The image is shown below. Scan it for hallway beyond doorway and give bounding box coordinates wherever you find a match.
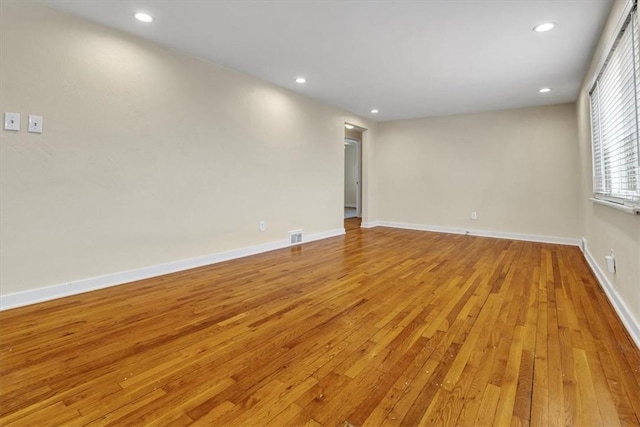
[344,207,357,219]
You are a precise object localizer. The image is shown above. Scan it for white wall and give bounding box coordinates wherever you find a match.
[344,144,357,206]
[576,0,640,339]
[376,104,580,240]
[0,2,376,298]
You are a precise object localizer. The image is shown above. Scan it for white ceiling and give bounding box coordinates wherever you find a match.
[43,0,613,122]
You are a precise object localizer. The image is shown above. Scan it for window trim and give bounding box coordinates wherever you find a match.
[590,197,640,215]
[587,0,636,92]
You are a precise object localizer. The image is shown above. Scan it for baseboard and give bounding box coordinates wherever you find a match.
[581,239,640,350]
[360,221,380,229]
[0,228,345,311]
[372,221,581,246]
[304,228,346,243]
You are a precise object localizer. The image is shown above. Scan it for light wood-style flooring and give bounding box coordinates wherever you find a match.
[1,218,639,426]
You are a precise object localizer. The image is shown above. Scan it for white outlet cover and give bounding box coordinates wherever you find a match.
[605,255,616,273]
[4,112,20,131]
[28,115,43,133]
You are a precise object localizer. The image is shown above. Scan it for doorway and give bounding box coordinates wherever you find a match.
[344,138,358,218]
[344,124,363,225]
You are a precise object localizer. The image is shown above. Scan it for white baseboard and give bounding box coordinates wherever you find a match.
[360,221,380,229]
[581,239,640,350]
[371,221,581,246]
[0,228,345,311]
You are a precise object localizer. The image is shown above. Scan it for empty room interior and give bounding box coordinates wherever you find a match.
[1,0,640,426]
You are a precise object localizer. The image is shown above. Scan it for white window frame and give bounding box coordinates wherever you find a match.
[589,2,640,215]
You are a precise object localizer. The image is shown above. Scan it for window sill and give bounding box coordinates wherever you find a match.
[590,197,640,215]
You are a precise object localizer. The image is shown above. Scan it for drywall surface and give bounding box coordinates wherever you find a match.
[576,0,640,330]
[0,2,375,296]
[376,103,580,239]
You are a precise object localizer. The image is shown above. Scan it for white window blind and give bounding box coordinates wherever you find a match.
[589,5,640,207]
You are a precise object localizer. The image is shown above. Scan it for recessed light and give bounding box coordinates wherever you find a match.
[345,124,354,129]
[539,87,552,93]
[371,109,379,114]
[533,22,555,33]
[296,77,306,84]
[134,12,153,23]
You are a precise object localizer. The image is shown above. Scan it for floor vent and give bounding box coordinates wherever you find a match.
[289,230,303,245]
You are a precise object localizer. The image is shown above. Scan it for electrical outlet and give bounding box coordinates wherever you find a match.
[259,220,266,232]
[605,249,616,273]
[471,212,478,220]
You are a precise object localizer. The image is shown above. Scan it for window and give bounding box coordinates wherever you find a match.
[589,5,640,208]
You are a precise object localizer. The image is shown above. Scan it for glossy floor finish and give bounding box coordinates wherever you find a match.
[1,219,639,426]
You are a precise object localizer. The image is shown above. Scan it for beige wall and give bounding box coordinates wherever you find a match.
[344,144,357,206]
[376,103,580,239]
[0,2,376,296]
[576,0,640,328]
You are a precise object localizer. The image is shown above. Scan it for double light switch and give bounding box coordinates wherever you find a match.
[3,112,43,133]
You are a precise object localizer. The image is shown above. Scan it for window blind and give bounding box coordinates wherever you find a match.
[589,6,640,206]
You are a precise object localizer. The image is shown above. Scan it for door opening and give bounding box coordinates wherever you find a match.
[344,123,364,225]
[344,138,358,219]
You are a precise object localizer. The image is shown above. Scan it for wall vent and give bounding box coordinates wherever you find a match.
[289,230,303,245]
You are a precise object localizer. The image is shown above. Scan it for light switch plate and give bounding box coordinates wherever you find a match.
[4,112,20,131]
[28,115,43,133]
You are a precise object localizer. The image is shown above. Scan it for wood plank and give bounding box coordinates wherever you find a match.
[474,383,502,426]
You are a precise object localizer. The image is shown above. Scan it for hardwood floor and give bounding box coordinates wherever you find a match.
[1,219,639,426]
